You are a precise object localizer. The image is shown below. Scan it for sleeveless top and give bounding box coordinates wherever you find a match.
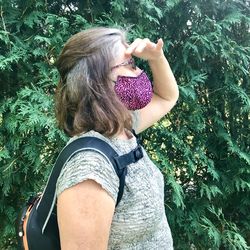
[56,115,173,250]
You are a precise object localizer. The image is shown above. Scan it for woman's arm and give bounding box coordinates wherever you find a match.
[57,179,115,250]
[126,38,179,133]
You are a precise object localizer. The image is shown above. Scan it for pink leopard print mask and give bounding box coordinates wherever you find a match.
[114,71,153,110]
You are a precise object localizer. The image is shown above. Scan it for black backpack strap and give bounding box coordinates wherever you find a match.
[36,136,143,233]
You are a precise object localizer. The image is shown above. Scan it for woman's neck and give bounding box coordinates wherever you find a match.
[116,129,133,140]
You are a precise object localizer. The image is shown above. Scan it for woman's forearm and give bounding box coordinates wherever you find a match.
[149,55,179,102]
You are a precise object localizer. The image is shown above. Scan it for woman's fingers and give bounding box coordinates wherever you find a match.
[125,38,142,55]
[134,39,149,53]
[156,38,164,51]
[126,38,164,60]
[126,38,157,54]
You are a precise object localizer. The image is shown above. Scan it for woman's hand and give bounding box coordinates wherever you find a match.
[125,38,164,62]
[126,38,179,134]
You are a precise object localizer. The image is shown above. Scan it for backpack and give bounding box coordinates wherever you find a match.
[17,135,143,250]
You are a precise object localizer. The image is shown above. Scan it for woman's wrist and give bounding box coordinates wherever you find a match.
[148,54,170,72]
[148,53,167,65]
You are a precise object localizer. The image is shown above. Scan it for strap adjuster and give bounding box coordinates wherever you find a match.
[114,145,143,171]
[132,145,143,162]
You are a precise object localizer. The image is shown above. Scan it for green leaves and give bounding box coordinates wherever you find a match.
[141,0,250,249]
[0,0,249,249]
[23,11,44,28]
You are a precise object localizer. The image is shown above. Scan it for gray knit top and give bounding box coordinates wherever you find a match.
[56,122,173,249]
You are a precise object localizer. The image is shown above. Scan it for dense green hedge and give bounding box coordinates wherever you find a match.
[0,0,249,249]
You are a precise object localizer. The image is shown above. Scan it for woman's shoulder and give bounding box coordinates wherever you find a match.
[67,130,107,144]
[56,130,121,201]
[70,129,138,155]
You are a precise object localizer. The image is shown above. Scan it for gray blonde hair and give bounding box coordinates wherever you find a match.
[55,27,132,137]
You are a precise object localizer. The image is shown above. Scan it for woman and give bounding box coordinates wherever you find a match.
[55,27,178,250]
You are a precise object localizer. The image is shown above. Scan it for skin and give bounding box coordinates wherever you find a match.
[113,38,179,135]
[57,37,179,250]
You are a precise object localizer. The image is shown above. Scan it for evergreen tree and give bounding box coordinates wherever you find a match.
[0,0,249,249]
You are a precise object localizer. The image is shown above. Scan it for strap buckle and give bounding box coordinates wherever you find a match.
[132,145,143,163]
[114,145,143,171]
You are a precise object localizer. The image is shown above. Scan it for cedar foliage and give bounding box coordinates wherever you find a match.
[0,0,249,249]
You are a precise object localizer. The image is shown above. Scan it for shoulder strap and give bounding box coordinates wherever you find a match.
[36,136,143,233]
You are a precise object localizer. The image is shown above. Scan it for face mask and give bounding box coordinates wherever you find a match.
[114,71,153,110]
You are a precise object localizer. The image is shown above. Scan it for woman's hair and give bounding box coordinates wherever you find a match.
[55,27,132,137]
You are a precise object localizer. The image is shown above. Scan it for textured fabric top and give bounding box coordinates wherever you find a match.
[56,115,173,249]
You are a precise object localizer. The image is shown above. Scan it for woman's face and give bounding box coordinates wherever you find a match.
[111,42,142,81]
